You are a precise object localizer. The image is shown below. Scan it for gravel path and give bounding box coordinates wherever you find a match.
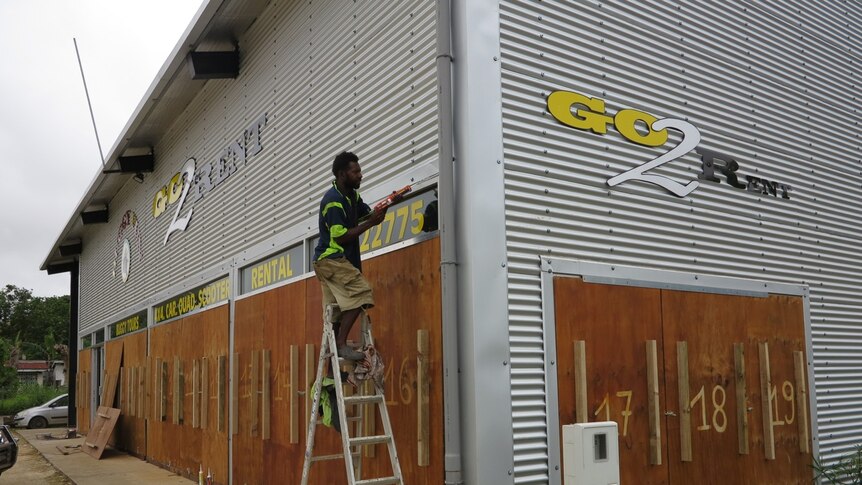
[0,429,71,484]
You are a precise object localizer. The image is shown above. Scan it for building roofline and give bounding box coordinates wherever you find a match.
[41,0,270,271]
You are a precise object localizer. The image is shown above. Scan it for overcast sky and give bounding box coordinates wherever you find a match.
[0,1,204,297]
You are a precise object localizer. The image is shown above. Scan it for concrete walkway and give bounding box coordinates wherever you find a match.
[14,428,192,485]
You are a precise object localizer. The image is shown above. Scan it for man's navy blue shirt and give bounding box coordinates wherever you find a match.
[313,182,371,270]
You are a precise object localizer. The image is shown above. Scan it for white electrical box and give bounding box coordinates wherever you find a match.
[562,422,620,485]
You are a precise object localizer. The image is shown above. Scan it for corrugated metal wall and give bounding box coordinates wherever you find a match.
[499,0,861,481]
[79,0,438,328]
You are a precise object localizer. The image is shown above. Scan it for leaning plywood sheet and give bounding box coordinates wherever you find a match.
[101,340,124,407]
[83,406,120,460]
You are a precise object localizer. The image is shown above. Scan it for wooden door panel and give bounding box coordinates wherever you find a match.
[661,291,810,484]
[554,279,812,485]
[554,277,668,485]
[661,291,750,484]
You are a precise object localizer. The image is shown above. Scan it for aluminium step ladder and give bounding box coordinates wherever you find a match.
[300,305,403,485]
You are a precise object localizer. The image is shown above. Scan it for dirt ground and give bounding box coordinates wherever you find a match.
[0,429,71,484]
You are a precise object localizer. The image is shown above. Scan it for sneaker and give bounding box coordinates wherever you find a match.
[337,345,364,361]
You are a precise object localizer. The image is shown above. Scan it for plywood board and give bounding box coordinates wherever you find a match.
[661,290,809,484]
[227,237,443,484]
[553,277,667,485]
[77,349,92,433]
[231,292,264,485]
[102,341,123,408]
[147,306,229,483]
[554,279,812,485]
[115,331,147,457]
[83,406,121,460]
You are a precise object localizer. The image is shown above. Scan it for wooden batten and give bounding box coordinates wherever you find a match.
[154,358,162,421]
[793,351,810,454]
[138,365,145,418]
[289,345,298,444]
[363,380,376,458]
[218,355,226,432]
[119,367,125,414]
[417,329,430,467]
[146,357,153,420]
[645,340,661,466]
[304,344,314,440]
[734,343,749,455]
[573,340,588,424]
[262,349,271,440]
[250,350,260,437]
[759,342,776,460]
[231,353,239,435]
[173,358,182,425]
[129,367,136,418]
[677,341,692,462]
[160,360,168,421]
[201,357,209,430]
[192,359,200,429]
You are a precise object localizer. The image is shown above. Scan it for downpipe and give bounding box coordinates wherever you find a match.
[436,0,464,483]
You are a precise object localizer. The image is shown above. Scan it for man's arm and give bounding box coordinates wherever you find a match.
[334,208,386,245]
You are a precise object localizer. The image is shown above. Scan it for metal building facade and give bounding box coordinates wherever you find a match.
[76,0,439,331]
[41,0,862,483]
[498,0,861,482]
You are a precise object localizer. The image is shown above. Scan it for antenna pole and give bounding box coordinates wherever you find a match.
[73,38,106,168]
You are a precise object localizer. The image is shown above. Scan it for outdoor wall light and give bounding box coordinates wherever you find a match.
[188,50,240,79]
[118,153,154,173]
[59,240,83,256]
[80,206,109,224]
[46,261,77,275]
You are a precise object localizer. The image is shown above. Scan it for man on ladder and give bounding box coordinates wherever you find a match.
[312,151,385,361]
[303,151,404,485]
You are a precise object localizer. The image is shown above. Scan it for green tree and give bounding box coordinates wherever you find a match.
[0,338,19,399]
[0,285,69,357]
[0,285,33,335]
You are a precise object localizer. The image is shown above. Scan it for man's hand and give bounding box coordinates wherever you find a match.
[368,207,386,226]
[335,207,387,246]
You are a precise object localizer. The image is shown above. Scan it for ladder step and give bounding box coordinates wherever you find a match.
[344,394,384,405]
[355,477,401,485]
[310,451,360,462]
[350,435,392,446]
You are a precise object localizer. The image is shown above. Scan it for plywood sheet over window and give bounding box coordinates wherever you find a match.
[147,305,229,483]
[554,277,812,485]
[76,348,92,433]
[232,237,443,485]
[113,331,147,457]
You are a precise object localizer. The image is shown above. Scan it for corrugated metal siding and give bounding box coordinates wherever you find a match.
[499,0,862,481]
[79,0,438,328]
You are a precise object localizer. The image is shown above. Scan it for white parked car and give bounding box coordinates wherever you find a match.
[10,394,68,429]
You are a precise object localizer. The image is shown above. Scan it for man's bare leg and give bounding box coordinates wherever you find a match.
[335,308,364,361]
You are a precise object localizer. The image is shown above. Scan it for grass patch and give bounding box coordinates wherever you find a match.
[814,445,862,485]
[0,385,66,416]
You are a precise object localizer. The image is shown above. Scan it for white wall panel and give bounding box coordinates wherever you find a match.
[500,0,861,481]
[79,0,438,328]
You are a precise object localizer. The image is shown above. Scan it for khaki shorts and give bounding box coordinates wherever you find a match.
[313,257,374,320]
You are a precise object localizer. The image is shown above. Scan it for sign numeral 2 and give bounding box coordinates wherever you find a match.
[607,118,701,197]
